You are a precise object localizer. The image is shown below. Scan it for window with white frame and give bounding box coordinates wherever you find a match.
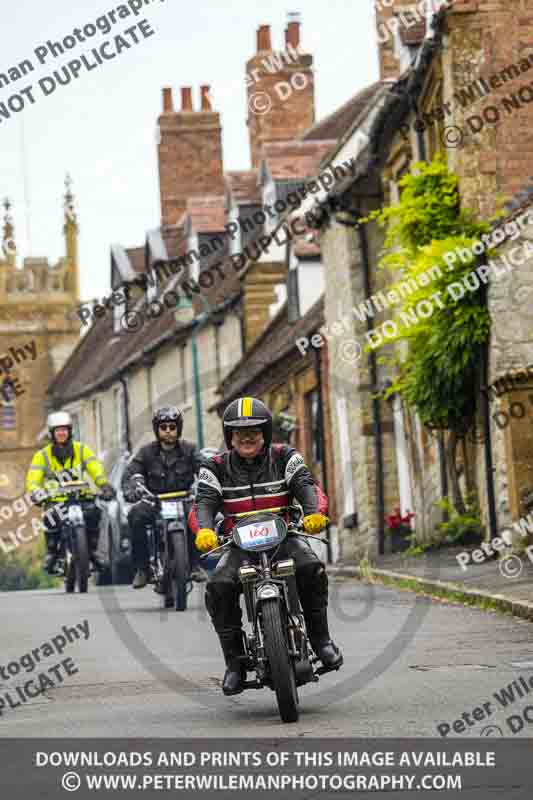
[0,382,16,430]
[69,411,81,440]
[113,385,125,450]
[228,204,242,256]
[93,398,104,455]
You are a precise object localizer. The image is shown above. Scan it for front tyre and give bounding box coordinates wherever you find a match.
[73,525,89,593]
[65,558,76,593]
[261,598,299,723]
[168,530,189,611]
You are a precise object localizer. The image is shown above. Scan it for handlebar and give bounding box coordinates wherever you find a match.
[230,506,289,519]
[46,481,92,499]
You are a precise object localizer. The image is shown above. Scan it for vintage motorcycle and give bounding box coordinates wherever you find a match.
[137,485,194,611]
[47,480,107,594]
[202,506,337,723]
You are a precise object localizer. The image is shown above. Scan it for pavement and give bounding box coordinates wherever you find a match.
[330,544,533,620]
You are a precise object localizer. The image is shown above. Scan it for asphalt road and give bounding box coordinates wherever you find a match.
[2,576,533,739]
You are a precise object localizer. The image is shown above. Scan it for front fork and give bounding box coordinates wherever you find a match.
[240,565,311,684]
[148,523,165,582]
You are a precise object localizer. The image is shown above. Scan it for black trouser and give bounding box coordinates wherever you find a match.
[205,535,329,646]
[43,502,101,557]
[127,501,200,572]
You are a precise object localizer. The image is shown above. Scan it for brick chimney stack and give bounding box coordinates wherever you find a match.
[246,15,315,168]
[157,86,224,229]
[373,0,421,80]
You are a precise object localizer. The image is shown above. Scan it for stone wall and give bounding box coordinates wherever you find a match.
[485,207,533,525]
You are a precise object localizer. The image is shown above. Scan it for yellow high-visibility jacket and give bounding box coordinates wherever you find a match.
[25,440,108,503]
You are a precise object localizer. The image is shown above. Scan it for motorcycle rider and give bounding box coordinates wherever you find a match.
[122,405,203,589]
[26,411,116,573]
[190,396,343,696]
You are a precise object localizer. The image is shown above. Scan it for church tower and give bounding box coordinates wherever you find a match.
[0,179,81,503]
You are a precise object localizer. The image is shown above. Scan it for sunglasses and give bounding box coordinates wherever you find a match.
[233,429,262,439]
[159,423,177,432]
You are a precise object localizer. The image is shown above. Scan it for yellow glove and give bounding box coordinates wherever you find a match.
[303,513,329,534]
[195,528,218,553]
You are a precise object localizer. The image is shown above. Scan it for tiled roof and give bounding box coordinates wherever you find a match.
[225,171,261,205]
[300,82,383,142]
[215,296,324,406]
[261,140,336,181]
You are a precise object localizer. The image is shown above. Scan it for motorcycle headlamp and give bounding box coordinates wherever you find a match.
[238,565,258,583]
[273,559,295,577]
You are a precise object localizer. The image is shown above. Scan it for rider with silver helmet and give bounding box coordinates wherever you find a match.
[121,405,203,588]
[26,411,115,573]
[189,396,343,696]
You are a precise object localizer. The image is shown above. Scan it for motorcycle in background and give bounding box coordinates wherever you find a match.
[137,486,194,611]
[47,481,109,594]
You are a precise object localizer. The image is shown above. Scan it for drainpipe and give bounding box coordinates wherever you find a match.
[119,375,132,453]
[479,270,498,540]
[313,346,332,563]
[357,214,386,556]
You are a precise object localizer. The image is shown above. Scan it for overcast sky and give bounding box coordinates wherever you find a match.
[0,0,379,302]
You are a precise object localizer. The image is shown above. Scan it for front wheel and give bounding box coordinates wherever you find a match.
[73,525,89,593]
[261,599,299,723]
[168,530,189,611]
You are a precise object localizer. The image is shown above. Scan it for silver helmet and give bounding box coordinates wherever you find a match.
[47,411,72,438]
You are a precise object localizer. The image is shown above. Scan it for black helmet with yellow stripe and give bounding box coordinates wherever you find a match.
[222,397,273,449]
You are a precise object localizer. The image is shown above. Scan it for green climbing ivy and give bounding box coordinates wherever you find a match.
[364,153,494,432]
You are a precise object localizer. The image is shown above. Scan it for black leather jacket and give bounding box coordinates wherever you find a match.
[189,444,327,534]
[122,439,200,499]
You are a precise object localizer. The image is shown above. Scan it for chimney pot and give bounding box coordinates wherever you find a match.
[257,24,272,52]
[200,85,212,111]
[162,87,173,112]
[181,87,193,111]
[287,19,300,49]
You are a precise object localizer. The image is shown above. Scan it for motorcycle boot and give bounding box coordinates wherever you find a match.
[306,608,343,671]
[42,531,59,574]
[132,569,148,589]
[88,531,104,572]
[219,631,247,696]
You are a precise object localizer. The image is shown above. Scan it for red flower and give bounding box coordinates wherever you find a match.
[385,508,415,531]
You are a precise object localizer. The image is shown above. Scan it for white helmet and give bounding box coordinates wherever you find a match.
[47,411,72,437]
